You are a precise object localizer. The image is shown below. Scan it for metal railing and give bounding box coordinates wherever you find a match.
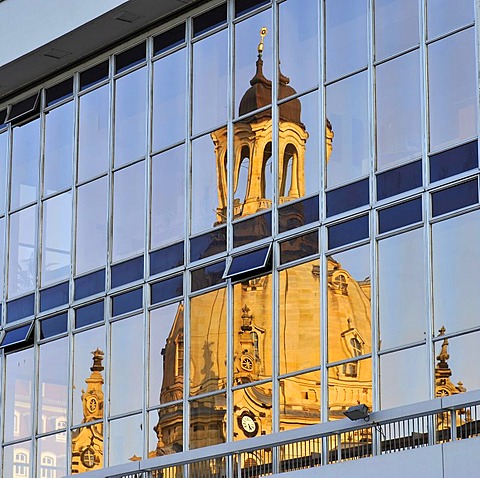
[66,390,480,478]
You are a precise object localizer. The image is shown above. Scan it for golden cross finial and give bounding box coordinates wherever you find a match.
[258,27,268,57]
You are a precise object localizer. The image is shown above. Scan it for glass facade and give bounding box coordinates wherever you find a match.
[0,0,478,475]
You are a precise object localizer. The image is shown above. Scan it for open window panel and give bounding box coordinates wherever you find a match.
[6,92,40,124]
[224,244,272,280]
[0,322,34,349]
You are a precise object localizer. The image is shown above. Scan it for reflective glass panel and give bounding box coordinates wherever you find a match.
[429,28,477,152]
[74,270,105,301]
[0,217,4,295]
[111,288,142,317]
[154,24,185,55]
[326,72,369,187]
[151,145,185,248]
[114,67,147,166]
[112,161,145,262]
[378,197,422,234]
[42,191,72,286]
[328,245,371,363]
[377,160,422,200]
[233,274,272,384]
[279,260,320,375]
[376,51,422,170]
[149,405,183,456]
[40,282,69,312]
[149,303,184,407]
[233,211,272,248]
[190,228,226,262]
[3,442,31,478]
[151,275,183,305]
[191,261,226,292]
[70,423,103,472]
[75,300,104,329]
[11,118,40,209]
[433,211,480,334]
[153,49,186,151]
[190,288,227,396]
[226,246,270,278]
[193,29,228,134]
[80,60,109,90]
[40,312,68,338]
[4,348,34,441]
[278,196,319,233]
[431,179,478,217]
[78,85,109,182]
[46,77,73,106]
[150,242,184,275]
[0,132,8,215]
[380,346,428,409]
[328,214,369,250]
[8,205,37,298]
[109,414,143,465]
[378,228,426,350]
[76,177,108,275]
[190,394,226,449]
[37,434,67,478]
[44,101,74,195]
[328,357,372,420]
[326,178,369,217]
[9,94,38,123]
[1,323,32,347]
[111,256,143,289]
[375,0,419,60]
[279,230,318,265]
[427,0,474,39]
[72,326,105,425]
[115,42,146,74]
[110,314,143,415]
[193,4,227,36]
[6,295,34,323]
[430,140,478,183]
[38,338,68,433]
[326,0,368,81]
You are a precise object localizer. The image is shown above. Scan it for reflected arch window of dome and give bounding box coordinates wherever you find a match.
[262,142,273,199]
[351,337,362,358]
[235,146,250,204]
[280,144,297,197]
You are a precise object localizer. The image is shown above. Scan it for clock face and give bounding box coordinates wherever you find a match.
[86,397,98,413]
[239,413,259,437]
[241,355,254,371]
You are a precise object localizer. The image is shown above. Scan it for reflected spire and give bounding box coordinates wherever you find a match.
[257,27,267,58]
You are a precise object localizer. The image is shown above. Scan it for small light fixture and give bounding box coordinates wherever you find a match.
[343,404,370,422]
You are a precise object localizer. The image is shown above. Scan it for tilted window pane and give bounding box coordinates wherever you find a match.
[42,191,72,286]
[114,67,147,166]
[151,145,185,249]
[378,228,426,350]
[113,161,145,262]
[11,118,40,210]
[376,51,422,170]
[110,314,144,415]
[279,259,320,375]
[193,29,228,134]
[76,177,107,275]
[326,0,368,81]
[78,85,110,182]
[8,205,37,298]
[190,288,226,396]
[109,414,143,465]
[44,101,74,195]
[38,338,68,434]
[326,72,369,187]
[0,131,7,215]
[152,49,186,152]
[427,0,474,39]
[4,348,34,441]
[429,28,477,152]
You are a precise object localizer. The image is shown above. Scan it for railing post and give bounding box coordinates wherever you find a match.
[337,432,342,462]
[450,409,457,441]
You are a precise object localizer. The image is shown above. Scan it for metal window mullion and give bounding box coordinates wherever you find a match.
[107,55,115,293]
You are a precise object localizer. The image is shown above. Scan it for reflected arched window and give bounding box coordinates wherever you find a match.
[14,450,29,477]
[351,337,362,358]
[343,337,362,378]
[175,334,184,377]
[40,453,56,478]
[235,146,250,203]
[262,142,273,200]
[280,144,296,197]
[250,331,259,360]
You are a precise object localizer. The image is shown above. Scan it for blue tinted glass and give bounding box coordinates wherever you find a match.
[279,195,319,233]
[432,179,478,217]
[191,261,226,292]
[75,301,104,329]
[190,228,226,262]
[377,160,422,200]
[9,94,39,123]
[0,109,6,128]
[430,140,478,183]
[80,61,109,90]
[233,212,272,248]
[1,323,32,347]
[7,294,35,323]
[193,4,227,36]
[280,231,318,265]
[40,313,68,339]
[378,198,422,234]
[40,282,69,312]
[154,24,185,55]
[151,275,183,304]
[227,246,270,277]
[326,178,369,217]
[328,214,369,249]
[112,288,143,317]
[115,42,146,74]
[150,242,184,276]
[45,78,73,106]
[111,256,144,289]
[236,0,270,17]
[74,269,105,301]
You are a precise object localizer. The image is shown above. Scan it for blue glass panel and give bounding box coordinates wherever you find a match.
[40,312,68,339]
[45,78,73,106]
[7,294,35,323]
[0,109,6,128]
[278,195,319,233]
[115,42,146,74]
[154,24,185,55]
[111,256,144,289]
[326,178,369,217]
[75,300,104,329]
[112,288,143,317]
[233,212,272,248]
[328,214,369,249]
[80,61,109,90]
[432,179,478,217]
[235,0,270,16]
[430,140,478,183]
[150,242,184,276]
[190,228,226,262]
[0,323,33,347]
[74,269,105,301]
[191,261,226,292]
[378,198,422,234]
[280,230,318,265]
[40,282,69,312]
[226,246,271,278]
[193,4,227,36]
[377,160,422,200]
[8,93,39,123]
[151,275,183,304]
